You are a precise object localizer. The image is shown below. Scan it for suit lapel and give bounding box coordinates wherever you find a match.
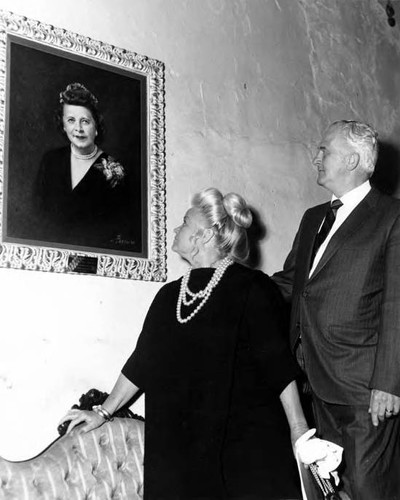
[296,204,329,286]
[308,188,381,281]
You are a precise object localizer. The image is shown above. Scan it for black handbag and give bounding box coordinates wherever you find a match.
[308,463,341,500]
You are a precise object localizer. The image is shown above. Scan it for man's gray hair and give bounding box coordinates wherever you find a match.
[330,120,379,176]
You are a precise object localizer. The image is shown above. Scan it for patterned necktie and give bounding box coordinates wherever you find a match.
[311,199,343,265]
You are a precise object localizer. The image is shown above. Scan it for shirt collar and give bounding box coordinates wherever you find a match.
[332,180,371,208]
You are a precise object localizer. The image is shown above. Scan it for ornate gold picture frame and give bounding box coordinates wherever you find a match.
[0,10,166,281]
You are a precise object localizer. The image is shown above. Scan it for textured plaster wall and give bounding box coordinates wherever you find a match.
[0,0,399,459]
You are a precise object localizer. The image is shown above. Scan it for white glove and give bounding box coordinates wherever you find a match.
[295,428,343,484]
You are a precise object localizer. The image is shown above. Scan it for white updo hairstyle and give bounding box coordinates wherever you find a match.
[191,187,253,263]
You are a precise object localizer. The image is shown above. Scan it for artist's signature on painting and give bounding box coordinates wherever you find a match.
[110,235,136,246]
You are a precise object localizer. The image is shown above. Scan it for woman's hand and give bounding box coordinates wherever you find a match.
[295,429,343,482]
[58,409,105,435]
[58,373,140,436]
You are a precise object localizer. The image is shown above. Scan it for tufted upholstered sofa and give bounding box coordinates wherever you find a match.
[0,418,144,499]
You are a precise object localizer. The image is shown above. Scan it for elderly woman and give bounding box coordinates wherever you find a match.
[60,188,309,499]
[37,82,131,250]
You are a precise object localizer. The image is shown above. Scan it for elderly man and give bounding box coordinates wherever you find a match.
[273,120,400,500]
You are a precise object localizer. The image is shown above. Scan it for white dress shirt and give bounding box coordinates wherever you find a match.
[309,180,371,277]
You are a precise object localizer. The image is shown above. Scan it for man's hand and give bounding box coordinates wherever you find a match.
[369,389,400,426]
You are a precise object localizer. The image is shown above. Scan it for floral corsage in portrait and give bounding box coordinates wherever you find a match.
[94,155,126,188]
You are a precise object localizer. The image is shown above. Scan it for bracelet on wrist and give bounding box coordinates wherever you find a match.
[92,405,114,421]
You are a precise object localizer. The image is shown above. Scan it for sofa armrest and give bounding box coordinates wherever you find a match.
[0,418,144,500]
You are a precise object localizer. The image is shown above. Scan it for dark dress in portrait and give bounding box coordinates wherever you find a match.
[122,263,302,500]
[37,147,138,252]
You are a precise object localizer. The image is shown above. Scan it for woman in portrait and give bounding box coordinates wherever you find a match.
[60,188,311,499]
[37,82,134,251]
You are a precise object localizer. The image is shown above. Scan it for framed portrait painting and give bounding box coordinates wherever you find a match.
[0,10,166,281]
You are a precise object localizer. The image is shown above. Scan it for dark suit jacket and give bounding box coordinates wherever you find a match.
[273,187,400,405]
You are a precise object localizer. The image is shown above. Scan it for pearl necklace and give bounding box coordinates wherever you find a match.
[71,144,98,160]
[176,257,233,324]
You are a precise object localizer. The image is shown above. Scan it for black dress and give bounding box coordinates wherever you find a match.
[122,263,301,499]
[36,147,138,251]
